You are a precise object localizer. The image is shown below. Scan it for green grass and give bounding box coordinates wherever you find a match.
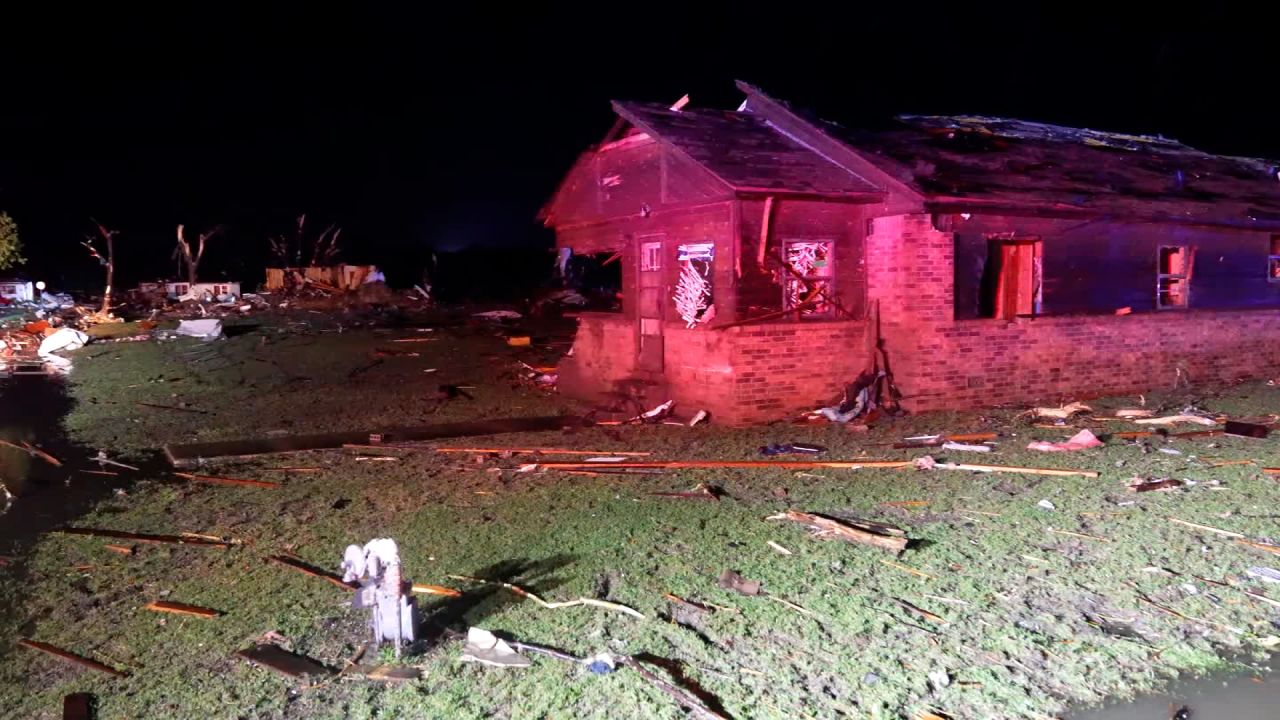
[2,313,1279,718]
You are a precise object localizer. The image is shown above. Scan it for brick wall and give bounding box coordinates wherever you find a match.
[662,327,736,416]
[866,213,1280,412]
[726,321,866,424]
[557,313,636,402]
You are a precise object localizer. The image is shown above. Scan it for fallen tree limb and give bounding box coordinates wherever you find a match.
[768,510,909,554]
[174,472,280,488]
[144,601,221,618]
[17,638,130,677]
[447,574,644,619]
[53,527,231,548]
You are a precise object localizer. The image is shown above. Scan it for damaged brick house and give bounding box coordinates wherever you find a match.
[541,81,1280,425]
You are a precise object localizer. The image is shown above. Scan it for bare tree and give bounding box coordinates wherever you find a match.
[268,214,342,268]
[81,220,118,316]
[173,224,222,285]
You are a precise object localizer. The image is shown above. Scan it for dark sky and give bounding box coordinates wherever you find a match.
[0,6,1273,289]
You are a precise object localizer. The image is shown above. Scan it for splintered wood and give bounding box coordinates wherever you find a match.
[144,601,221,618]
[53,528,232,548]
[174,472,280,488]
[447,574,644,619]
[267,555,357,591]
[17,638,129,677]
[768,510,909,554]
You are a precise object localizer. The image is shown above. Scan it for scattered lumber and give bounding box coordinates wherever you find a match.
[0,439,62,466]
[410,583,462,597]
[768,510,909,554]
[173,472,280,488]
[1167,517,1245,539]
[144,601,221,618]
[915,456,1099,477]
[17,638,129,677]
[236,644,333,678]
[267,555,357,591]
[164,415,578,467]
[1236,540,1280,556]
[531,460,912,471]
[1133,415,1218,426]
[52,527,231,548]
[447,574,644,619]
[1128,478,1183,493]
[435,447,651,456]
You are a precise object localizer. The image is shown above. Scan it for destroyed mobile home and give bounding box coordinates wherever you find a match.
[543,82,1280,425]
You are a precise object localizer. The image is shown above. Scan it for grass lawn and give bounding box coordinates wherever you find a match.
[1,311,1278,719]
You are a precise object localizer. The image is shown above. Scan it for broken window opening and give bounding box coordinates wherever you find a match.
[561,250,623,312]
[674,242,715,327]
[1269,236,1280,283]
[783,240,834,318]
[1157,245,1191,309]
[640,242,662,272]
[979,238,1042,319]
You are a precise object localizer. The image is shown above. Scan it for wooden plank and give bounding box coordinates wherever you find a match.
[52,528,231,548]
[533,460,911,470]
[769,510,909,554]
[144,601,221,618]
[17,639,129,677]
[236,644,333,678]
[433,447,650,456]
[164,415,576,467]
[173,472,280,488]
[268,555,357,591]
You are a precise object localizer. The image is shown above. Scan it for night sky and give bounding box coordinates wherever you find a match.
[0,7,1273,292]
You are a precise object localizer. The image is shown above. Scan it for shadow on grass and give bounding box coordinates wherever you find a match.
[417,555,575,647]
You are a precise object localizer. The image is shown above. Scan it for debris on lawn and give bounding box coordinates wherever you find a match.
[472,310,522,320]
[760,442,827,456]
[17,638,129,677]
[174,318,224,340]
[53,527,232,548]
[914,455,1100,478]
[341,539,417,655]
[881,559,935,579]
[459,627,531,668]
[0,438,62,466]
[62,693,93,720]
[650,483,721,501]
[767,510,910,554]
[1114,408,1155,418]
[351,664,423,682]
[1036,499,1056,511]
[447,574,645,619]
[143,601,221,618]
[236,643,334,678]
[892,597,948,625]
[1026,428,1103,452]
[532,459,912,471]
[173,472,280,488]
[1127,478,1184,493]
[1224,420,1270,438]
[1133,414,1218,426]
[434,447,650,457]
[410,583,462,597]
[940,441,991,453]
[93,451,139,471]
[1246,567,1280,584]
[1026,401,1091,420]
[268,554,357,590]
[767,541,793,555]
[717,570,761,596]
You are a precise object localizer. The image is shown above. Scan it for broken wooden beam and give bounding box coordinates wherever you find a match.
[0,439,62,466]
[144,601,221,618]
[410,583,462,597]
[267,554,356,591]
[434,447,651,456]
[164,415,578,467]
[52,527,231,548]
[17,638,129,677]
[917,457,1098,477]
[768,510,909,554]
[173,472,280,488]
[530,460,912,471]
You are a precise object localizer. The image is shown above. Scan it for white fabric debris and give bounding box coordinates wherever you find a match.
[175,319,224,340]
[1037,499,1056,511]
[941,441,991,453]
[459,627,531,668]
[38,328,89,356]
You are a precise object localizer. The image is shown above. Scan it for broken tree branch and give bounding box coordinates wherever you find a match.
[447,574,645,619]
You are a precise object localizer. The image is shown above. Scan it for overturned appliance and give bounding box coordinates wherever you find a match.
[341,538,417,656]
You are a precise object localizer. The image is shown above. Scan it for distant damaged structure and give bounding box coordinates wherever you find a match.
[541,81,1280,424]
